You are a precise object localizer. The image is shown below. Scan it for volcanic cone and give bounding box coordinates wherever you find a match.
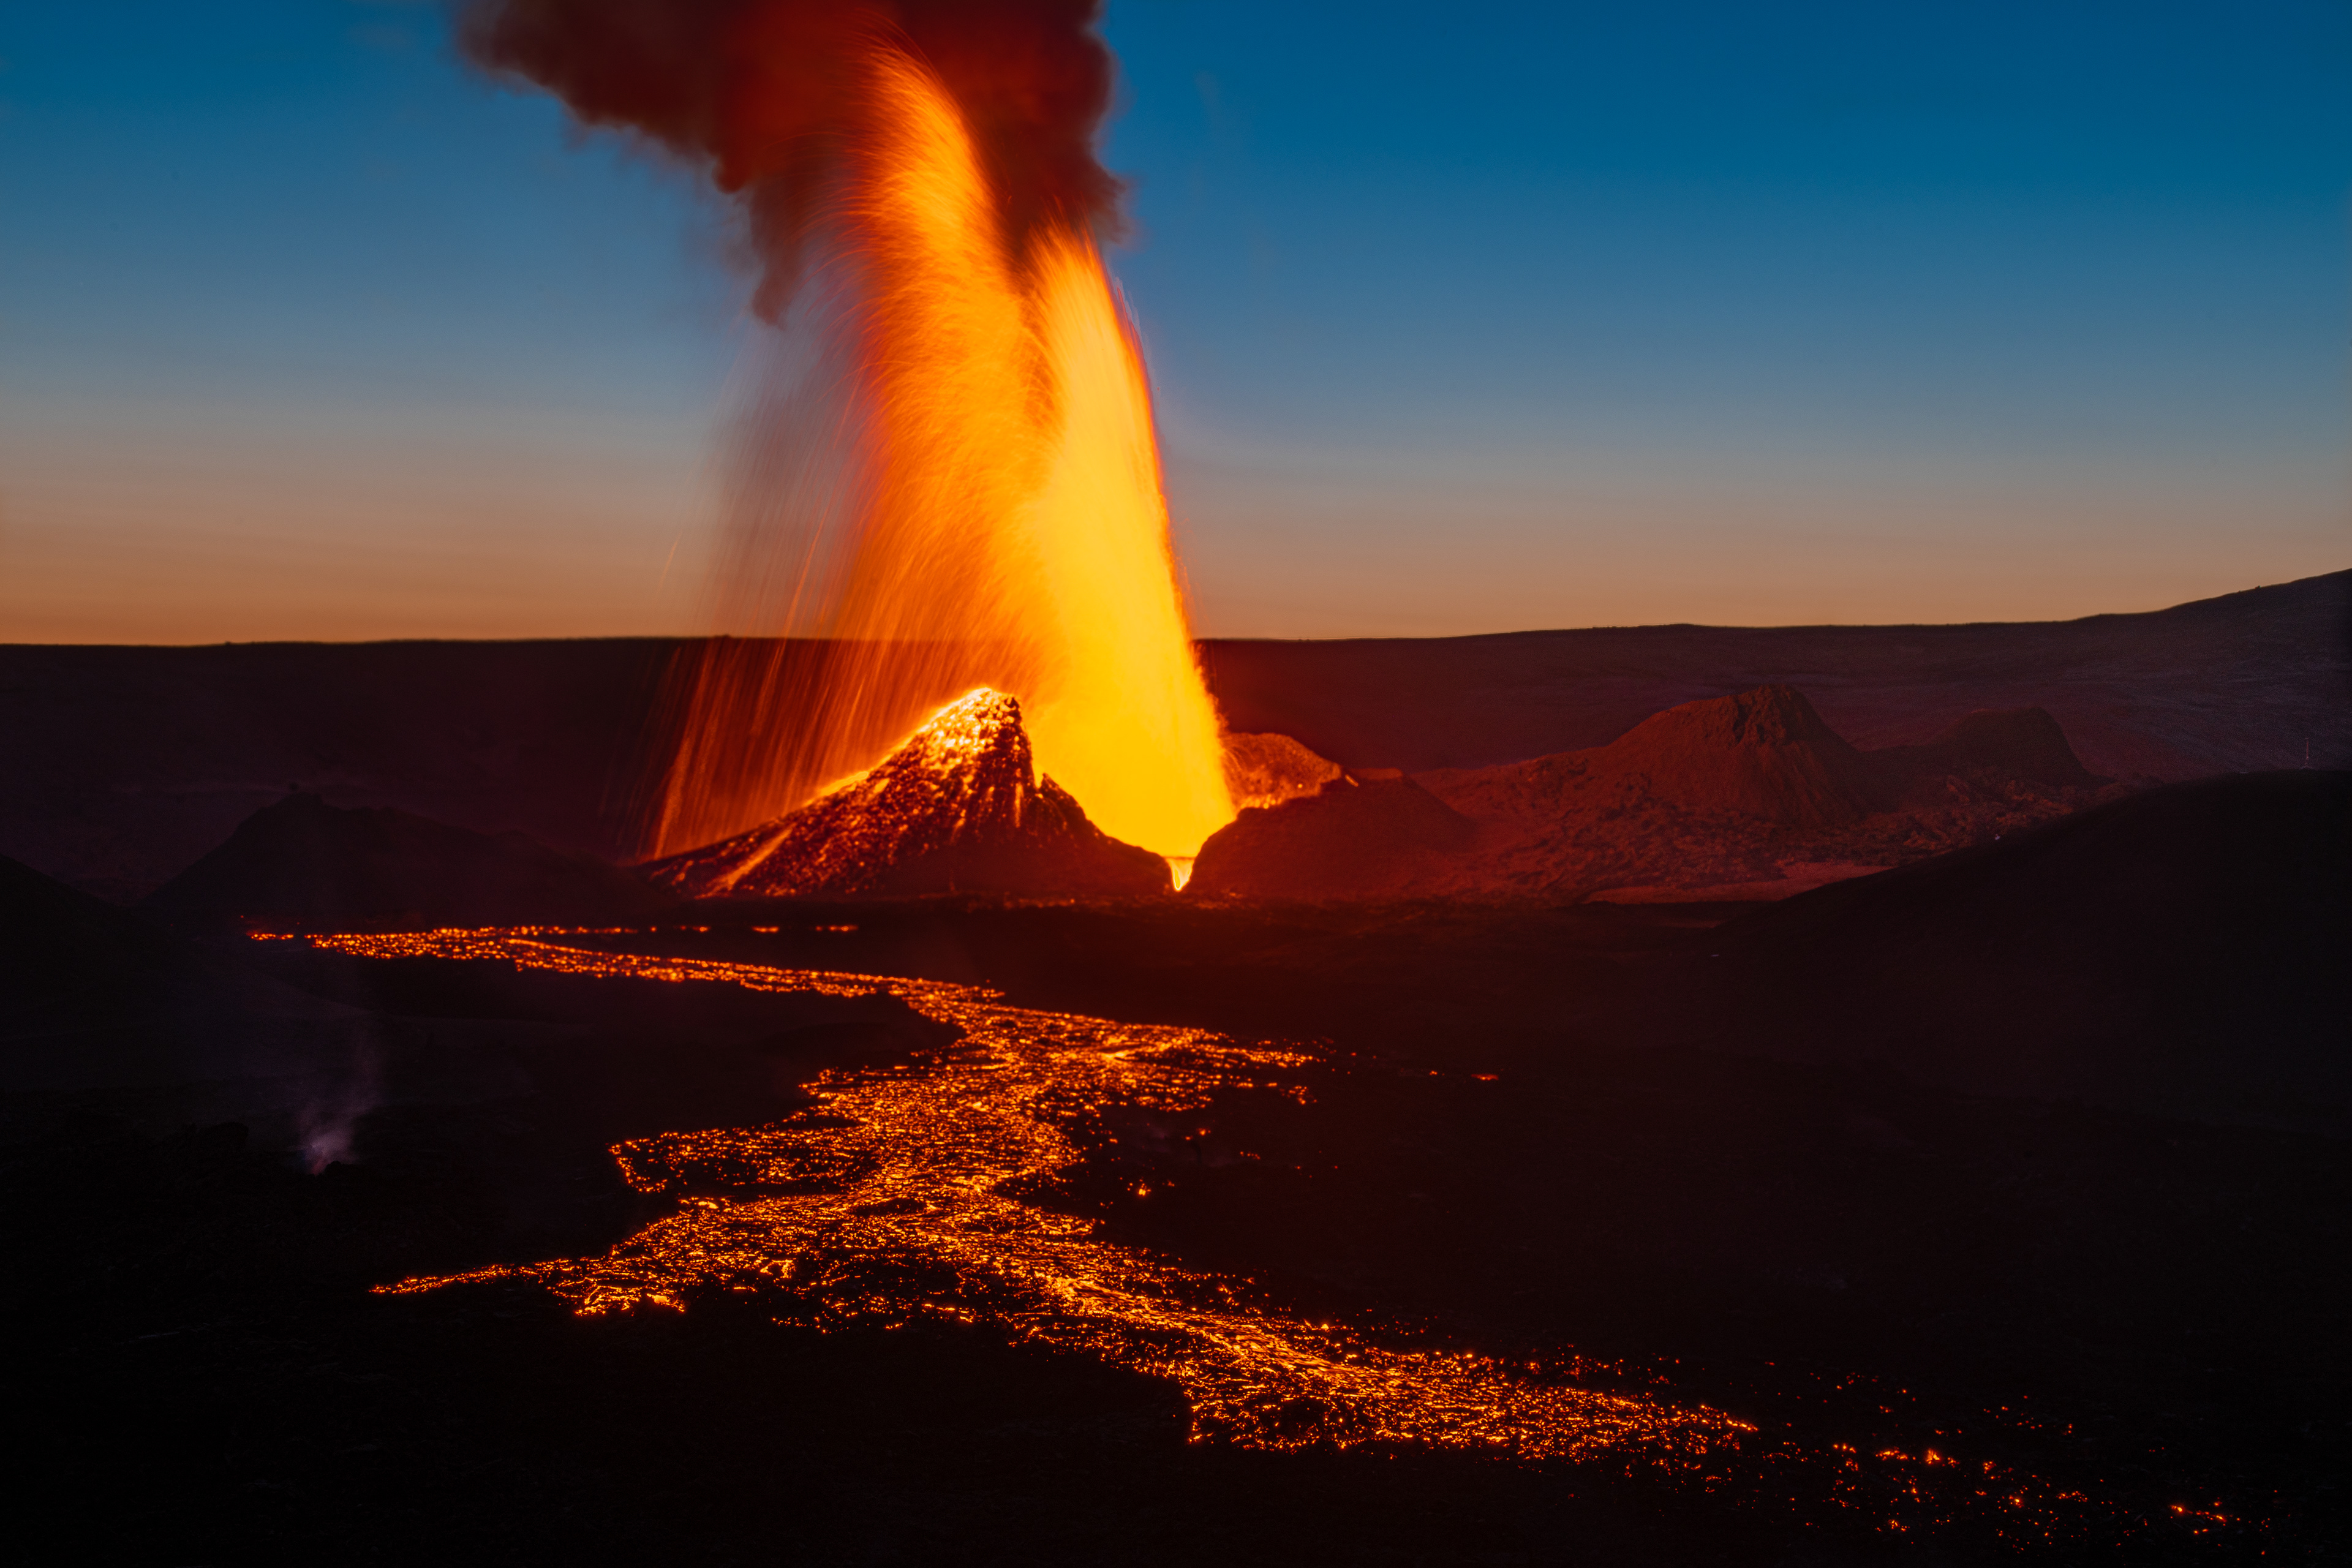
[644,689,1170,899]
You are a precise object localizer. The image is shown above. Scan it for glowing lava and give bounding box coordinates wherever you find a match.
[648,45,1231,863]
[331,925,1746,1462]
[283,924,2160,1546]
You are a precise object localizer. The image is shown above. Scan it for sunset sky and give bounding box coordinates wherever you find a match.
[2,0,2345,642]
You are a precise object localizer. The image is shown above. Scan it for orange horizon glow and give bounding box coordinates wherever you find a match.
[2,390,2339,649]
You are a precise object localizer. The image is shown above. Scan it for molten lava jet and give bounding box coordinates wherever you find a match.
[462,1,1234,865]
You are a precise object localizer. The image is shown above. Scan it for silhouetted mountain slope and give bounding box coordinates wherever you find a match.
[0,850,388,1105]
[2,853,190,1028]
[1190,774,1474,899]
[1878,706,2098,790]
[0,637,677,900]
[645,690,1169,900]
[145,794,674,930]
[1675,771,2351,1129]
[2,574,2338,897]
[1200,568,2350,780]
[1,850,352,1039]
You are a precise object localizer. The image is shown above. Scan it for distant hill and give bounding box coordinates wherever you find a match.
[1199,686,2116,902]
[1191,774,1474,899]
[1,570,2340,898]
[145,794,674,930]
[0,849,387,1107]
[1200,569,2350,780]
[1666,771,2352,1131]
[1878,706,2098,788]
[2,852,200,1031]
[1574,682,1885,828]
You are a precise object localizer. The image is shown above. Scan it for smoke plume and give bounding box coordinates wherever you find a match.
[459,0,1125,312]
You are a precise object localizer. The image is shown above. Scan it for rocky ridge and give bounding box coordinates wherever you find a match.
[1194,687,2120,902]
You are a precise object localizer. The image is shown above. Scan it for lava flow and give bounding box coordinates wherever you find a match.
[285,925,2167,1547]
[326,925,1746,1463]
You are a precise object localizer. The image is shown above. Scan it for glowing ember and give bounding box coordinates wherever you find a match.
[276,925,2174,1544]
[647,44,1231,863]
[328,926,1743,1461]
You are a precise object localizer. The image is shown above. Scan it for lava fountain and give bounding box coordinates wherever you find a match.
[767,53,1232,859]
[463,1,1233,861]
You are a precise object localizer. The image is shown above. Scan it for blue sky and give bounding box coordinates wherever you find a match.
[2,0,2345,639]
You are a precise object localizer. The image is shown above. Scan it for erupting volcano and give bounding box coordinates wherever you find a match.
[644,687,1169,897]
[462,0,1233,865]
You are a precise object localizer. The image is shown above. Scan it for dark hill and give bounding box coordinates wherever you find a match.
[1189,774,1475,899]
[2,850,335,1044]
[1673,771,2352,1129]
[1596,684,1883,827]
[145,794,675,930]
[1874,706,2098,790]
[2,853,194,1030]
[1199,568,2350,780]
[1208,687,2114,902]
[2,573,2339,898]
[644,689,1169,900]
[0,636,678,901]
[0,850,379,1101]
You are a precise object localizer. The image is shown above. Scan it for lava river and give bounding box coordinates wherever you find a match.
[276,927,2158,1549]
[312,927,1738,1461]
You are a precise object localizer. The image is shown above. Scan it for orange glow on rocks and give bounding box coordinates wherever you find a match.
[644,687,1171,899]
[646,45,1231,862]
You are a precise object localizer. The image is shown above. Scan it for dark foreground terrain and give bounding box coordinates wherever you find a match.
[4,773,2345,1564]
[4,580,2343,1562]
